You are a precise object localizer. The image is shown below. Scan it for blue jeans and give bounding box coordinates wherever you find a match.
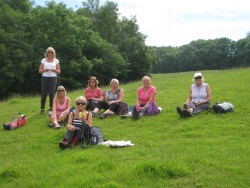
[128,104,147,116]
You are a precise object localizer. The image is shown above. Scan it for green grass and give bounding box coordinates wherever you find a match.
[0,68,250,188]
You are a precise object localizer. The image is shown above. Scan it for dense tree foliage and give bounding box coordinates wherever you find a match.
[152,37,250,74]
[0,0,249,99]
[0,0,152,99]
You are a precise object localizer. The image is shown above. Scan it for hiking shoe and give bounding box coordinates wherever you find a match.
[183,109,193,117]
[132,110,140,120]
[48,123,53,128]
[54,123,61,129]
[91,112,98,117]
[177,106,183,117]
[121,113,132,119]
[48,111,52,117]
[40,109,45,115]
[70,137,79,148]
[99,113,107,119]
[59,140,68,150]
[183,103,188,109]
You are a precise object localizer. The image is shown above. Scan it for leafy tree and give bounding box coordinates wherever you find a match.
[0,1,33,98]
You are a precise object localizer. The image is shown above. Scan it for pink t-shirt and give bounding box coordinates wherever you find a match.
[84,87,103,100]
[56,97,69,116]
[137,85,157,104]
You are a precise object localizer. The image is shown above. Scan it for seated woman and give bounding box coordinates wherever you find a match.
[49,86,71,129]
[91,78,124,119]
[59,96,92,149]
[121,76,158,119]
[84,76,103,111]
[177,72,212,117]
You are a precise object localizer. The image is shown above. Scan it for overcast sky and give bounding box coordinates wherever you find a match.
[34,0,250,47]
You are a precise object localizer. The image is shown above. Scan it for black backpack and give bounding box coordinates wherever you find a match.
[65,107,76,124]
[211,102,234,113]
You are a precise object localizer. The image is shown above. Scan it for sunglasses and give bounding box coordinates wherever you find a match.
[76,102,86,105]
[47,52,54,54]
[57,90,65,92]
[195,76,202,80]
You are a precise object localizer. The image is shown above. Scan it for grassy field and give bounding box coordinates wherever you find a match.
[0,68,249,188]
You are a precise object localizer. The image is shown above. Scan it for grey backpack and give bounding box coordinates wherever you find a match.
[88,126,104,144]
[212,102,234,113]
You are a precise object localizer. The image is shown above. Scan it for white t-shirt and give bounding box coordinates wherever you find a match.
[41,58,59,77]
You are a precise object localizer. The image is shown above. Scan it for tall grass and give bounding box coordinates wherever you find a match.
[0,68,249,187]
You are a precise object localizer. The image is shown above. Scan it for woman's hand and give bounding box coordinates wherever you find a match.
[67,125,75,132]
[195,102,204,105]
[108,101,115,106]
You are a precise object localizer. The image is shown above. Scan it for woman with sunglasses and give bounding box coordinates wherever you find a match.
[177,72,212,117]
[59,96,92,149]
[39,47,61,115]
[84,76,103,111]
[49,86,71,129]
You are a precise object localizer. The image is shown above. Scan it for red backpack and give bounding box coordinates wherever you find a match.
[3,113,27,130]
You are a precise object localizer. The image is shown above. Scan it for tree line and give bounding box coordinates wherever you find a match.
[1,0,249,100]
[152,35,250,73]
[0,0,154,99]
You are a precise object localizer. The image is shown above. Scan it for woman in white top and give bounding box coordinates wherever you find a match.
[39,47,61,114]
[177,72,212,117]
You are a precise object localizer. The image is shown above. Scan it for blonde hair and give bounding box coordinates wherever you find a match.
[88,76,98,88]
[110,78,119,87]
[142,76,151,83]
[44,47,56,58]
[75,96,87,104]
[54,86,66,99]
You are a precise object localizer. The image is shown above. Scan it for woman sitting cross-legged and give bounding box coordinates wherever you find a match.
[59,96,92,149]
[84,76,103,111]
[49,86,71,129]
[91,78,124,119]
[121,76,159,120]
[176,72,212,117]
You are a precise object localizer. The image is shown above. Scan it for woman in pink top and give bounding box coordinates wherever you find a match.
[121,76,158,119]
[49,86,71,129]
[84,76,103,111]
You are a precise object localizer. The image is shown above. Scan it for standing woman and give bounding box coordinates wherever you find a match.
[176,72,212,117]
[84,76,103,111]
[49,86,71,129]
[92,78,124,119]
[39,47,61,114]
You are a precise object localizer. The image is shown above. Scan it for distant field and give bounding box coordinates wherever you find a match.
[0,68,249,187]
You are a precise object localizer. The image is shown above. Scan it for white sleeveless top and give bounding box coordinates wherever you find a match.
[191,83,207,103]
[41,58,59,77]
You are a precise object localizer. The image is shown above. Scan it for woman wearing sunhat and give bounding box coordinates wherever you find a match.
[177,72,212,117]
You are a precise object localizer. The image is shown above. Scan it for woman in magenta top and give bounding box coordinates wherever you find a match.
[84,76,103,111]
[49,86,71,129]
[121,76,158,119]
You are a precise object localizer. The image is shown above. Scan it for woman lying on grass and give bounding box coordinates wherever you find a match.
[59,96,92,149]
[177,72,212,117]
